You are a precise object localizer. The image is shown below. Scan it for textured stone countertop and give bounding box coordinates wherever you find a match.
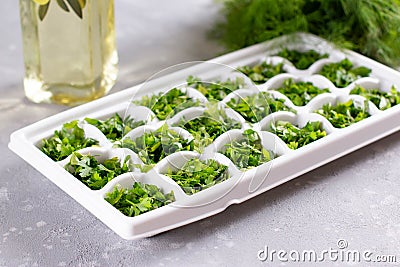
[1,1,400,266]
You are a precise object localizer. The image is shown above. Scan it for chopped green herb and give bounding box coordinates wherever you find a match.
[65,152,131,190]
[226,92,295,123]
[222,129,274,169]
[179,105,241,151]
[84,113,145,141]
[41,120,98,161]
[350,85,400,111]
[275,78,330,106]
[276,48,328,70]
[187,75,246,101]
[105,182,175,217]
[271,121,326,149]
[166,158,229,195]
[134,88,201,120]
[319,59,371,88]
[116,124,194,166]
[237,62,285,84]
[315,100,370,128]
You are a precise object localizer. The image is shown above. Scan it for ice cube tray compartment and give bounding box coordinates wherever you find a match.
[57,147,143,172]
[166,106,247,129]
[9,33,400,239]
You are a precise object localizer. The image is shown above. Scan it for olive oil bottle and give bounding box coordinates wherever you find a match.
[19,0,118,105]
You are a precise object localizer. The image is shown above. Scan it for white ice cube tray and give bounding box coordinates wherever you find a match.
[9,33,400,239]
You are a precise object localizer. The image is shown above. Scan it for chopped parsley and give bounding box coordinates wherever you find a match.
[166,158,229,195]
[222,129,274,169]
[315,100,370,128]
[276,48,328,70]
[319,59,371,88]
[186,75,245,101]
[116,124,194,165]
[134,88,201,120]
[105,182,175,217]
[84,113,145,141]
[226,92,295,123]
[271,121,327,149]
[179,105,242,151]
[65,152,131,190]
[275,78,330,106]
[41,120,98,161]
[350,85,400,110]
[237,62,285,84]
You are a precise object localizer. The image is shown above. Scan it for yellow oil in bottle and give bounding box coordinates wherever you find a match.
[19,0,118,105]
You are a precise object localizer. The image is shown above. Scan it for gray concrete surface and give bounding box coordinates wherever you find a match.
[1,1,400,266]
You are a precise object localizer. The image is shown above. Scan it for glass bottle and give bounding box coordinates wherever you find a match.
[19,0,118,105]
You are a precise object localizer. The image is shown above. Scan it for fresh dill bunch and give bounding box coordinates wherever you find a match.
[214,0,400,67]
[214,0,308,50]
